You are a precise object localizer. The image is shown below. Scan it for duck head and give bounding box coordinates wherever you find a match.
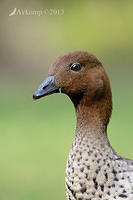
[33,51,112,129]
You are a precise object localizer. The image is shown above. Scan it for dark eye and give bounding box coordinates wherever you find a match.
[70,63,81,72]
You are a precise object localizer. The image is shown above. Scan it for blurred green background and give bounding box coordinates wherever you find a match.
[0,0,133,200]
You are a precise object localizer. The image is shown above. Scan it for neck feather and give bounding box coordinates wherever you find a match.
[70,89,112,137]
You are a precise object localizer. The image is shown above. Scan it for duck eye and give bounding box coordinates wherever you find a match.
[70,63,81,72]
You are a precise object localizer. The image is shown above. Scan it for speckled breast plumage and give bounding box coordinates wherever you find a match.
[65,133,133,200]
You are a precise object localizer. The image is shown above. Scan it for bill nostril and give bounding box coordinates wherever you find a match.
[43,85,48,90]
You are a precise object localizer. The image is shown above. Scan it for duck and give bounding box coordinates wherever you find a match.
[33,51,133,200]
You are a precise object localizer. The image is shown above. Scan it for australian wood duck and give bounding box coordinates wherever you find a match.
[33,51,133,200]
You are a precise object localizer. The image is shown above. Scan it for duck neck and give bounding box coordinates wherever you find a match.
[72,91,112,144]
[76,103,107,134]
[73,103,112,156]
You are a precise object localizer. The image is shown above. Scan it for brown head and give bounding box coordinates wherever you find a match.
[33,51,112,131]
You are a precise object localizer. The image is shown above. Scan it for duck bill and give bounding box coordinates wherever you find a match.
[33,76,59,100]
